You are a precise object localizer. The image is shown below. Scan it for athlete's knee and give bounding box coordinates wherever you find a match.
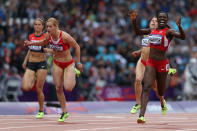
[22,84,32,91]
[65,84,75,92]
[64,82,76,92]
[22,80,33,90]
[135,77,142,85]
[22,86,29,91]
[55,86,63,94]
[144,83,152,93]
[36,87,43,94]
[65,88,73,92]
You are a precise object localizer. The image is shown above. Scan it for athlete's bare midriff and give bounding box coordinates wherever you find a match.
[141,46,150,61]
[29,51,46,62]
[149,48,167,60]
[53,50,72,62]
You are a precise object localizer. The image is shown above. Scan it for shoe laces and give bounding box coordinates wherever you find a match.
[60,112,67,119]
[133,104,139,109]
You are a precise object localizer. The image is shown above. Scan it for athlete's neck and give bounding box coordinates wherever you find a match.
[51,30,60,41]
[157,26,166,30]
[34,31,42,36]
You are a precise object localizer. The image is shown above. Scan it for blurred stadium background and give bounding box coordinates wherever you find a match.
[0,0,197,107]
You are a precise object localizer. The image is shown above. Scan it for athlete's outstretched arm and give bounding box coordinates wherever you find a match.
[129,11,152,35]
[24,33,49,46]
[167,17,185,40]
[63,32,83,71]
[43,48,54,54]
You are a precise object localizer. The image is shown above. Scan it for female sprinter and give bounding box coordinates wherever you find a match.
[129,11,185,123]
[130,17,176,115]
[22,18,47,119]
[24,18,83,122]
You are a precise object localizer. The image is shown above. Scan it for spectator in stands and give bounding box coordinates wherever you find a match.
[183,47,197,100]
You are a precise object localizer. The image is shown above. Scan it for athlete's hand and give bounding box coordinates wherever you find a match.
[44,48,54,54]
[76,63,83,72]
[131,50,141,58]
[128,10,138,21]
[22,62,27,69]
[175,17,181,27]
[24,40,32,46]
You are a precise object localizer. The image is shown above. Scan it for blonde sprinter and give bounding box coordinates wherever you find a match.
[22,18,47,119]
[24,18,83,122]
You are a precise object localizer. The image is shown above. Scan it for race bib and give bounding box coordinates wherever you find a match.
[49,44,63,51]
[142,38,149,46]
[149,34,162,45]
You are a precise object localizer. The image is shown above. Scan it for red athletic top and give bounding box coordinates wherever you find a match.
[28,33,45,52]
[149,28,171,52]
[48,31,70,51]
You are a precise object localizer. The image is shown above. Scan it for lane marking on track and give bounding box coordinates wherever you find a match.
[0,119,133,125]
[67,125,135,131]
[0,122,134,130]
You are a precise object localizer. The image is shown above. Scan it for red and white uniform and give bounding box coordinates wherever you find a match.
[48,31,70,51]
[28,33,45,52]
[48,31,74,70]
[149,28,171,52]
[146,28,171,72]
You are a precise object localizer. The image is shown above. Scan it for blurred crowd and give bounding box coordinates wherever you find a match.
[0,0,197,101]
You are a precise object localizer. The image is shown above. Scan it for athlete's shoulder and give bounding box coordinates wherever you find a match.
[41,33,45,37]
[29,33,34,37]
[61,30,69,36]
[28,33,35,40]
[61,31,72,40]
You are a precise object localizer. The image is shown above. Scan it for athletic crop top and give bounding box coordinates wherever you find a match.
[149,28,171,52]
[28,33,45,52]
[141,35,149,46]
[48,31,70,51]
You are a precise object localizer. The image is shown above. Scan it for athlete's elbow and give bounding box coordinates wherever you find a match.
[75,44,80,50]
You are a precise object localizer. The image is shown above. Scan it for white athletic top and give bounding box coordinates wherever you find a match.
[141,35,149,47]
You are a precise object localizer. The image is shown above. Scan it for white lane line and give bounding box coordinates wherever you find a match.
[1,119,197,126]
[95,116,125,119]
[0,121,134,130]
[67,125,135,131]
[0,124,64,130]
[0,119,132,125]
[0,119,32,121]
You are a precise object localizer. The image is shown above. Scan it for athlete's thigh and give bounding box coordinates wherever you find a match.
[144,66,156,87]
[52,64,64,88]
[156,72,168,95]
[36,69,47,88]
[22,69,36,89]
[135,58,146,80]
[63,64,76,89]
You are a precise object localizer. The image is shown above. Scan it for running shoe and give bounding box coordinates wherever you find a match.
[137,116,146,123]
[161,100,167,115]
[58,112,69,122]
[74,67,81,77]
[36,111,44,119]
[130,104,141,114]
[168,68,177,75]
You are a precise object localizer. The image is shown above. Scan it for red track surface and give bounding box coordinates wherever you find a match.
[0,113,196,131]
